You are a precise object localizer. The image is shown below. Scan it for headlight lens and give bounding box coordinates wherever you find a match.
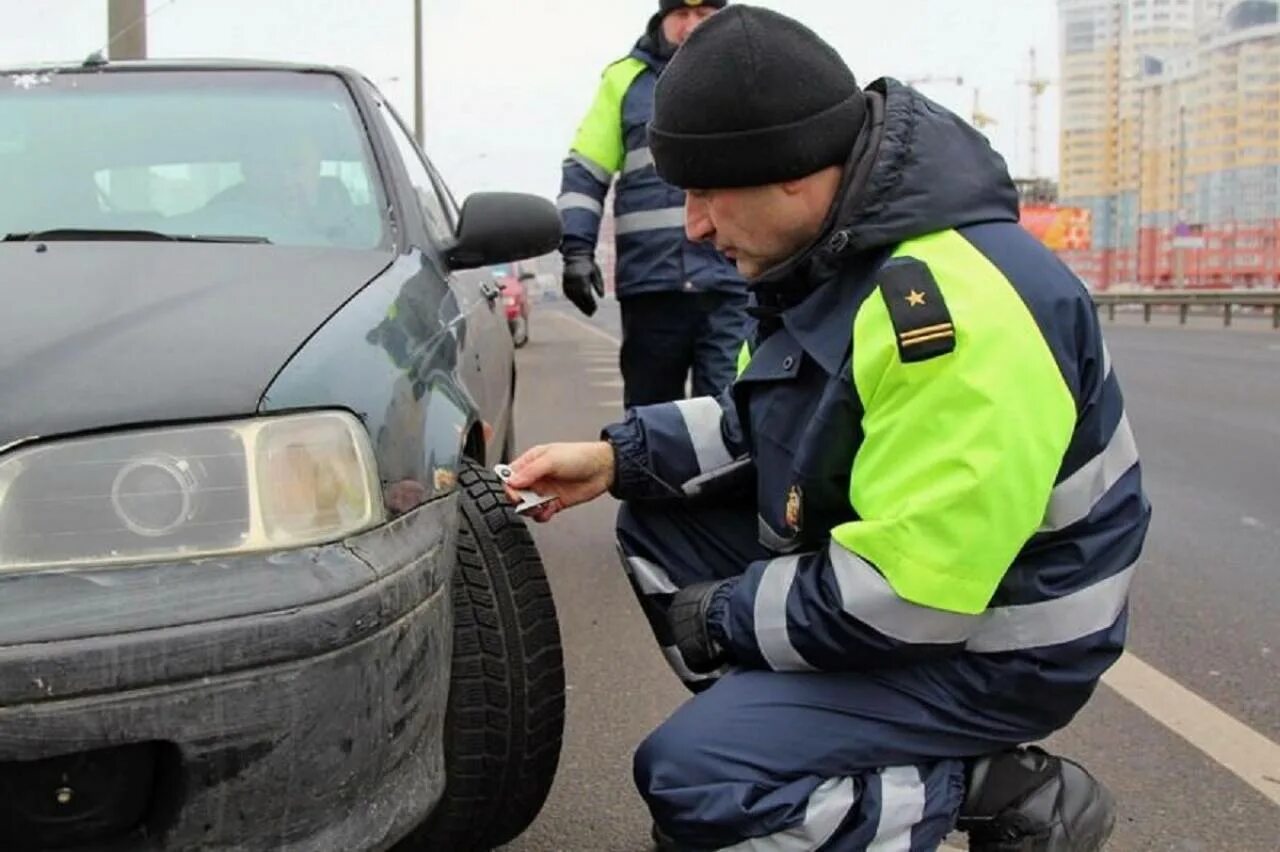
[0,411,383,570]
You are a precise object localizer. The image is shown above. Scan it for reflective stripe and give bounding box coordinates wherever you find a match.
[674,398,733,473]
[967,564,1134,653]
[660,644,720,683]
[758,515,802,554]
[1041,414,1138,532]
[867,767,925,852]
[1102,340,1113,380]
[753,556,815,672]
[810,540,1133,652]
[625,555,678,596]
[569,151,612,185]
[623,146,655,175]
[831,542,980,645]
[716,777,856,851]
[557,192,603,216]
[616,206,685,234]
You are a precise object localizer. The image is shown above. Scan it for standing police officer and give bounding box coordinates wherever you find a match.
[557,0,748,407]
[518,6,1148,850]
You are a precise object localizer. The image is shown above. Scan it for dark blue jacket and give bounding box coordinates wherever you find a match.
[604,80,1151,734]
[558,28,743,299]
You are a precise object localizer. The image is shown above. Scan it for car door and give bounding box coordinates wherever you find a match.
[423,157,515,443]
[371,98,504,428]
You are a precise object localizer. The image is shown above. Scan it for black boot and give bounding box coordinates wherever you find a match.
[958,746,1116,851]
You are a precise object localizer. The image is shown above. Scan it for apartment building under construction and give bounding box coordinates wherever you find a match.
[1058,0,1280,288]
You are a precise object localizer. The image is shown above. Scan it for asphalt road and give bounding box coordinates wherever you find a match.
[501,299,1280,852]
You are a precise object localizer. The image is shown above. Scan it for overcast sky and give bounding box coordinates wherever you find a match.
[2,0,1061,200]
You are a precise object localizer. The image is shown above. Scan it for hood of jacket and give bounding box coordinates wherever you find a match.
[752,77,1020,308]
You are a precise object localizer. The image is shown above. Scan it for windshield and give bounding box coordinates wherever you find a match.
[0,69,388,249]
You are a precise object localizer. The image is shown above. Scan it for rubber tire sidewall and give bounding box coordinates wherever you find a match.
[395,462,565,851]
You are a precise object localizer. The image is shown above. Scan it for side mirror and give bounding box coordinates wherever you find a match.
[446,192,561,271]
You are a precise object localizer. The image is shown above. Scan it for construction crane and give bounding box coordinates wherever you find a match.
[1017,48,1053,178]
[971,88,998,130]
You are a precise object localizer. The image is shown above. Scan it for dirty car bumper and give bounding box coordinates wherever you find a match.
[0,493,458,852]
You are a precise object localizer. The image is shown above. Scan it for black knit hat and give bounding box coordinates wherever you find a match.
[649,5,867,189]
[659,0,728,16]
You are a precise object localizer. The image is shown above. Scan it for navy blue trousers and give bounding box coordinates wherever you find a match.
[616,499,1027,851]
[619,291,748,407]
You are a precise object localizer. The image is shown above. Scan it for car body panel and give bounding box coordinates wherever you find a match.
[0,243,393,448]
[0,493,456,850]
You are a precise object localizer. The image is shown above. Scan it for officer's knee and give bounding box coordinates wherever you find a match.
[633,708,709,802]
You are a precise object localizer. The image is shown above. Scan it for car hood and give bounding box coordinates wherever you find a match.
[0,242,394,448]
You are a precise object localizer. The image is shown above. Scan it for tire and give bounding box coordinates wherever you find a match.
[397,462,565,851]
[511,316,529,348]
[500,410,516,464]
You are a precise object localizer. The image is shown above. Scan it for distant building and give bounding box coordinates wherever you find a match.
[1058,0,1280,288]
[1015,177,1060,204]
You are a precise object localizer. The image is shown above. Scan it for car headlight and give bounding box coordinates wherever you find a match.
[0,411,384,571]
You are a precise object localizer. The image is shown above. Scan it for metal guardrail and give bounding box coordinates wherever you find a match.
[1092,289,1280,328]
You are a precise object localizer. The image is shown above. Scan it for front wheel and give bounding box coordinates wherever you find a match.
[510,316,529,348]
[395,462,564,851]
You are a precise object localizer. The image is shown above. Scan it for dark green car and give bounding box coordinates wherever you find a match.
[0,59,565,851]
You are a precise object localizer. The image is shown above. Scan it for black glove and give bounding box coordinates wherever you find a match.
[562,254,604,317]
[668,581,729,674]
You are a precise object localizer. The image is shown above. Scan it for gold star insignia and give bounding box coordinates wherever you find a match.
[906,289,927,307]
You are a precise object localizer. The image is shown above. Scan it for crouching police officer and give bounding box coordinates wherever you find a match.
[511,6,1148,850]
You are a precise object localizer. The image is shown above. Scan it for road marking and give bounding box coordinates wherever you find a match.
[1102,654,1280,806]
[598,400,623,409]
[553,309,623,346]
[592,379,624,390]
[551,304,1280,809]
[586,366,618,374]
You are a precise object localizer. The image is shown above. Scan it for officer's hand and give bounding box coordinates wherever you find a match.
[505,441,615,522]
[562,255,604,317]
[669,581,730,674]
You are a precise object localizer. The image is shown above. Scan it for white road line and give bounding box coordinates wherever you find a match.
[597,400,623,409]
[552,309,622,346]
[552,304,1280,808]
[592,379,624,390]
[586,367,618,374]
[1102,654,1280,806]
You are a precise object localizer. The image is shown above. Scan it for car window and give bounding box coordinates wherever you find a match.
[0,70,388,249]
[374,100,455,244]
[425,159,461,225]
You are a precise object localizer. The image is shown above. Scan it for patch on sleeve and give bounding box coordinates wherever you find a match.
[877,259,956,363]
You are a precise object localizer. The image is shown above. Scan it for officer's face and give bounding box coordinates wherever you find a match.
[662,7,717,46]
[685,181,830,280]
